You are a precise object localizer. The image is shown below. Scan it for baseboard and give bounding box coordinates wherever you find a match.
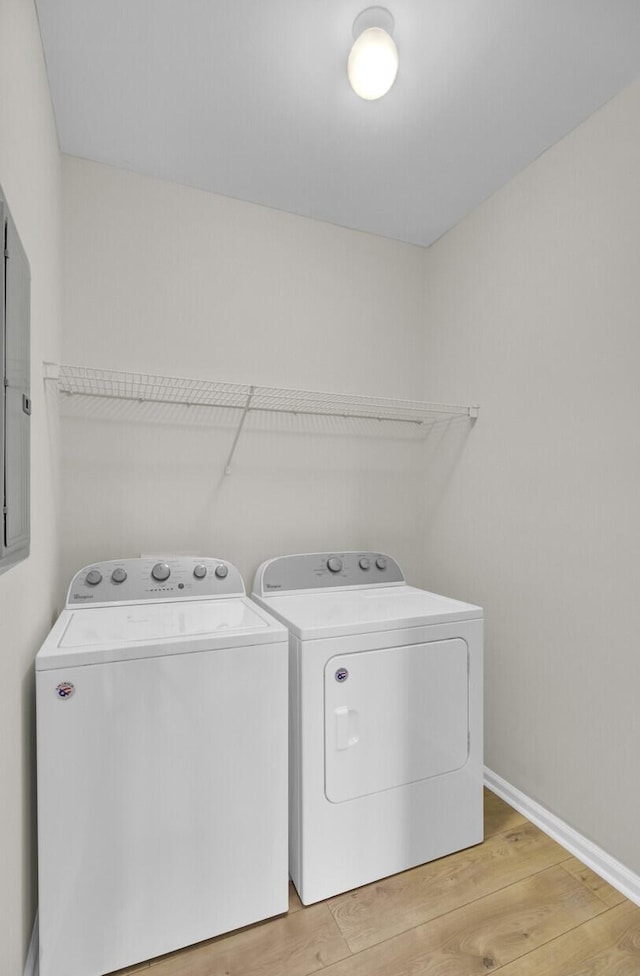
[485,768,640,906]
[24,910,38,976]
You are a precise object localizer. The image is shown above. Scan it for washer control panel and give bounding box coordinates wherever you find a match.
[67,557,244,606]
[254,551,404,594]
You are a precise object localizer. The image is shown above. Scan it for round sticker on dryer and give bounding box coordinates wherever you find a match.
[55,682,75,700]
[335,668,349,683]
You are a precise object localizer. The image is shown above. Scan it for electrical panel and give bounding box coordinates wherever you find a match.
[1,186,31,575]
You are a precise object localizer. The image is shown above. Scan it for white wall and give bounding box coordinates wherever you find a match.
[60,157,426,588]
[0,0,62,970]
[422,79,640,873]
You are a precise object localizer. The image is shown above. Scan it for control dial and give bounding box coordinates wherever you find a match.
[111,567,127,584]
[214,564,229,579]
[359,557,371,570]
[376,556,387,571]
[327,556,343,573]
[193,564,207,580]
[85,569,102,586]
[151,562,171,582]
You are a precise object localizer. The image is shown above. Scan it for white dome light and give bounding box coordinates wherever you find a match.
[348,10,398,101]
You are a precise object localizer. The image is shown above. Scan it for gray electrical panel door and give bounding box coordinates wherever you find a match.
[1,189,31,573]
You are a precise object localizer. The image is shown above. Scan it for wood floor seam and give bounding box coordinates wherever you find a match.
[480,903,626,976]
[565,874,623,911]
[557,857,627,910]
[327,859,575,956]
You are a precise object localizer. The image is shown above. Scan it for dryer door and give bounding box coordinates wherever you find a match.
[324,639,468,803]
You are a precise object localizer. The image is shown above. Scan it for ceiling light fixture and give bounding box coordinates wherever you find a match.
[348,7,398,101]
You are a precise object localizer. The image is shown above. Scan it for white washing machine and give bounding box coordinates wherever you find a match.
[36,556,289,976]
[252,551,483,905]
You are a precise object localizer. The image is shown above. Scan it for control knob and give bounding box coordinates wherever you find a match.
[215,564,229,579]
[85,569,102,586]
[193,564,207,580]
[111,567,127,584]
[376,557,387,571]
[151,562,171,582]
[327,556,343,573]
[359,557,371,570]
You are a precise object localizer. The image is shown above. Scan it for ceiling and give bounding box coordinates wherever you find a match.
[35,1,640,246]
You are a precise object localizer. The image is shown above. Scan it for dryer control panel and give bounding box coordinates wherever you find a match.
[67,557,244,606]
[254,551,404,595]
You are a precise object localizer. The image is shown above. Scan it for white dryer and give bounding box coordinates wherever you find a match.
[252,551,483,905]
[36,557,289,976]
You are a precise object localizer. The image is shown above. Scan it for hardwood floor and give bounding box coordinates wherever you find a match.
[112,790,640,976]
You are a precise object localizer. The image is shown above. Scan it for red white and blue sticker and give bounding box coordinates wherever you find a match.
[55,682,75,700]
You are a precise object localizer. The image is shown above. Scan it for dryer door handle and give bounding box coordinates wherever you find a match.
[335,706,359,750]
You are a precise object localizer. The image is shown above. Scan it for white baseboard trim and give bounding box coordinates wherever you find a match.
[24,910,39,976]
[485,768,640,907]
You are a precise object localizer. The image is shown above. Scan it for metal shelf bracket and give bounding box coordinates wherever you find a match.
[224,385,255,475]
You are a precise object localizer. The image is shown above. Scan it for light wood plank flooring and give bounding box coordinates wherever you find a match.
[112,790,640,976]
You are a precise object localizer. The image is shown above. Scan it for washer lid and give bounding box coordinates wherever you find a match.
[36,597,287,670]
[253,585,482,640]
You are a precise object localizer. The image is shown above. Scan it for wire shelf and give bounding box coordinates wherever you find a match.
[45,363,477,422]
[44,362,479,473]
